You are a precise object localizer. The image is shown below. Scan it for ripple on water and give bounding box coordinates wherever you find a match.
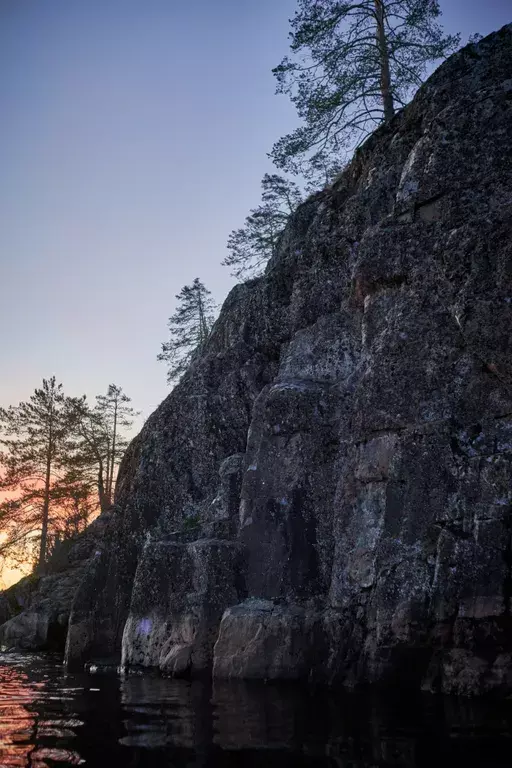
[2,652,512,767]
[29,748,85,766]
[0,654,84,768]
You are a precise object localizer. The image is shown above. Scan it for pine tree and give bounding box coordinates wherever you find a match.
[64,395,110,514]
[158,278,216,385]
[222,174,303,280]
[94,385,136,506]
[271,0,460,175]
[0,377,72,571]
[302,150,345,193]
[0,380,137,574]
[46,469,95,558]
[261,173,303,213]
[65,385,137,512]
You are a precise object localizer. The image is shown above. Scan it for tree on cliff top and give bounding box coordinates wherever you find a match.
[222,173,302,280]
[271,0,460,175]
[158,278,216,385]
[0,377,77,571]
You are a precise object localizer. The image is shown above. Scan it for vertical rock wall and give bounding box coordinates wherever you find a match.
[66,26,512,694]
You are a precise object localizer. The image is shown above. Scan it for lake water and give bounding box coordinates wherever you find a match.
[1,653,512,767]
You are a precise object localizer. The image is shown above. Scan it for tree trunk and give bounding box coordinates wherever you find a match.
[197,289,207,347]
[97,462,109,513]
[269,220,278,258]
[104,441,111,506]
[108,400,118,504]
[37,427,52,572]
[375,0,395,122]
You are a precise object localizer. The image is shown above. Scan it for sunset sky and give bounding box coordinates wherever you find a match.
[1,1,510,433]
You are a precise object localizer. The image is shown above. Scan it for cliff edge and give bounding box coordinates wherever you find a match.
[65,26,512,695]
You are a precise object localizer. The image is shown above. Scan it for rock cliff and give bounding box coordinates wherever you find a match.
[0,513,110,651]
[65,26,512,695]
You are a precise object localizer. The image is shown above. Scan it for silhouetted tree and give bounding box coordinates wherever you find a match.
[158,278,216,385]
[0,379,138,575]
[222,173,302,279]
[302,150,344,193]
[95,384,137,505]
[45,469,95,559]
[271,0,460,174]
[0,377,71,570]
[65,384,137,511]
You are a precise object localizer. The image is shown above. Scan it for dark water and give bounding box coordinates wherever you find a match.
[1,654,512,767]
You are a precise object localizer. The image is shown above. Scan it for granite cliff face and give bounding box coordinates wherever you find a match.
[65,27,512,695]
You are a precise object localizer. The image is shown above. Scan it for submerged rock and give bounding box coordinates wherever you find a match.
[62,26,512,694]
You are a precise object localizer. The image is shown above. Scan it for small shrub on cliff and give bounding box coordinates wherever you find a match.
[182,514,200,532]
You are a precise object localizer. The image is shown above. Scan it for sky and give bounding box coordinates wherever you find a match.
[1,0,511,435]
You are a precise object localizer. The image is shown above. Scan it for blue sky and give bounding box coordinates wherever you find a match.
[1,0,510,429]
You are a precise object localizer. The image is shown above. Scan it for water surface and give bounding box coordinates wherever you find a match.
[0,653,511,767]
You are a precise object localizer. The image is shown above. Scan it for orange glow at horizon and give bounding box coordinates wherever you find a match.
[0,558,31,590]
[0,490,31,589]
[0,486,99,591]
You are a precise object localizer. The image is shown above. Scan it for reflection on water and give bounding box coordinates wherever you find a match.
[0,654,512,767]
[0,655,85,767]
